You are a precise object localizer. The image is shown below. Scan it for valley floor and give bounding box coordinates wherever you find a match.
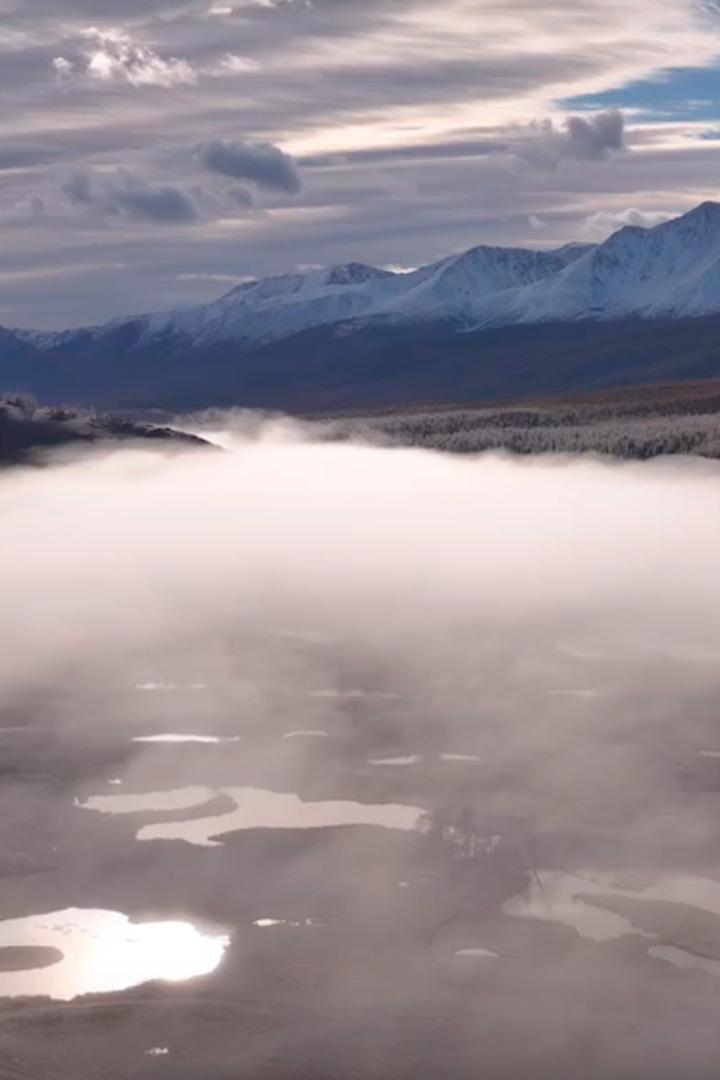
[3,637,720,1079]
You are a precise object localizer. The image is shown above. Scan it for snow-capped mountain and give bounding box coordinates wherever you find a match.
[472,202,720,326]
[3,202,720,411]
[18,242,593,356]
[21,203,720,359]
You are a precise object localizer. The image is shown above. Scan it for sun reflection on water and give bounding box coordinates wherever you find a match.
[0,909,229,1001]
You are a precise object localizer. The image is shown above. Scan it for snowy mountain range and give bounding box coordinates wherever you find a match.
[3,201,720,410]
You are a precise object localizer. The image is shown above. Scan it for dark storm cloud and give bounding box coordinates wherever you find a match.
[566,109,625,159]
[62,169,199,223]
[197,140,302,194]
[107,178,199,223]
[516,110,626,168]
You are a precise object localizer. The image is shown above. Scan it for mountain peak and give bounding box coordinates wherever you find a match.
[687,200,720,217]
[669,201,720,234]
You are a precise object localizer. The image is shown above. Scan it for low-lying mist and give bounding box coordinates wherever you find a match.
[4,417,720,840]
[3,415,720,1077]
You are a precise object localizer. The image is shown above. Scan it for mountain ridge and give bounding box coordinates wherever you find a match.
[2,202,720,410]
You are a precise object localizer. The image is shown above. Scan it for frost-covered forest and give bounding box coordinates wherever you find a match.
[320,385,720,459]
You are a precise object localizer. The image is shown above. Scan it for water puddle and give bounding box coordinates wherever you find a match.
[0,909,229,1000]
[282,730,330,739]
[308,690,400,700]
[134,788,424,846]
[648,944,720,979]
[441,753,482,763]
[546,689,601,699]
[698,750,720,759]
[76,786,423,846]
[132,734,242,745]
[146,1047,170,1057]
[455,948,499,959]
[504,870,720,943]
[253,917,323,928]
[79,787,216,814]
[135,683,208,692]
[368,755,421,766]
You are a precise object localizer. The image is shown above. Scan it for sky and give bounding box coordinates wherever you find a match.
[3,0,720,329]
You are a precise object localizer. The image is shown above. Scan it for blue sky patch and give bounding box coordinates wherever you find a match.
[564,66,720,122]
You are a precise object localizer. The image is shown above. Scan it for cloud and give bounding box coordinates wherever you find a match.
[52,30,262,91]
[63,169,199,224]
[20,195,46,218]
[51,56,74,79]
[565,109,625,159]
[227,185,255,207]
[106,177,199,223]
[175,272,250,282]
[209,53,261,75]
[62,171,94,206]
[197,140,302,194]
[54,27,197,88]
[584,206,677,237]
[517,110,626,167]
[1,0,720,326]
